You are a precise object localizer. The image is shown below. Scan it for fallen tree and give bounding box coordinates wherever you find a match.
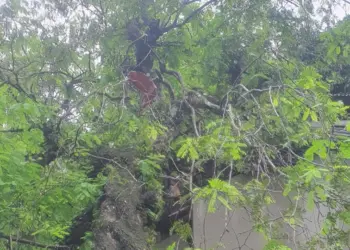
[1,1,350,250]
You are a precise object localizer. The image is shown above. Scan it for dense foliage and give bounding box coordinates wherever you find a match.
[1,0,350,249]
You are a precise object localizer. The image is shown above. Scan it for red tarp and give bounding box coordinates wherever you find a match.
[127,71,157,108]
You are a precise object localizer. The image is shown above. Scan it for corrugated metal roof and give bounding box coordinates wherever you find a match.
[332,94,350,96]
[311,120,350,137]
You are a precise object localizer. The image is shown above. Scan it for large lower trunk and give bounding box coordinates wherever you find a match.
[93,170,147,250]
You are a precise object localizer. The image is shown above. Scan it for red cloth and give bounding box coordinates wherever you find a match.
[128,71,157,108]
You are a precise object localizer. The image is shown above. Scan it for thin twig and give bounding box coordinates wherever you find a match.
[185,100,200,137]
[162,0,216,32]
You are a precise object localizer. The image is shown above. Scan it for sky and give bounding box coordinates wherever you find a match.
[0,0,349,24]
[332,2,350,18]
[0,0,349,43]
[314,0,350,22]
[0,0,349,15]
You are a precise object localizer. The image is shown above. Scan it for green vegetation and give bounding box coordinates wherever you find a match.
[0,0,350,249]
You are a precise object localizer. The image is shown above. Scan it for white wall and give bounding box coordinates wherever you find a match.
[192,173,349,250]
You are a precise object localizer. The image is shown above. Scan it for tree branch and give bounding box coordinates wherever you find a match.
[162,0,216,33]
[0,233,71,249]
[0,128,24,133]
[185,100,200,137]
[183,0,202,5]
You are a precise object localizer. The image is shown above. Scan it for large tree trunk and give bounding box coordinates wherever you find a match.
[93,169,147,250]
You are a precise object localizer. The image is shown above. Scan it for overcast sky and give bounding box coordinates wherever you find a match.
[0,0,349,21]
[0,0,349,17]
[0,0,349,32]
[314,0,350,21]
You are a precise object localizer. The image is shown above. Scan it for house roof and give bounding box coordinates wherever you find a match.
[311,120,350,137]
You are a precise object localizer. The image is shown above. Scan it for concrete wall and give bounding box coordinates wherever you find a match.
[156,158,350,250]
[192,174,348,250]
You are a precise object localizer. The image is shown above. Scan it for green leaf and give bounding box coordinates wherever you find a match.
[336,46,341,55]
[306,191,315,211]
[217,195,232,211]
[346,123,350,132]
[263,240,291,250]
[166,242,176,250]
[321,219,331,235]
[315,186,327,201]
[327,43,337,59]
[272,97,278,107]
[339,211,350,225]
[208,190,217,213]
[310,111,318,122]
[283,184,292,197]
[302,167,322,183]
[302,109,310,121]
[31,228,47,236]
[176,138,199,160]
[339,141,350,158]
